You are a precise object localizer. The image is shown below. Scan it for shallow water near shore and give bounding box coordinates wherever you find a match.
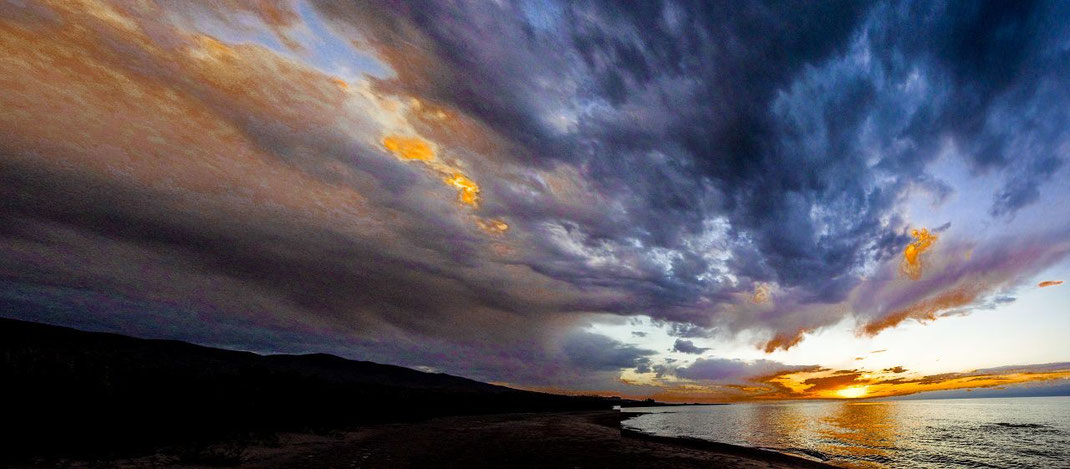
[621,396,1070,468]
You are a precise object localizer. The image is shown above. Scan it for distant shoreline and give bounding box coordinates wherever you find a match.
[620,402,731,407]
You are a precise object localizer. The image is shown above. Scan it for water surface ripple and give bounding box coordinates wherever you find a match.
[621,396,1070,468]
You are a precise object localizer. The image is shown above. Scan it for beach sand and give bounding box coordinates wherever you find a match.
[233,411,834,469]
[25,411,835,468]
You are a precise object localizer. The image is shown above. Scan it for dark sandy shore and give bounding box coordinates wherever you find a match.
[29,411,836,468]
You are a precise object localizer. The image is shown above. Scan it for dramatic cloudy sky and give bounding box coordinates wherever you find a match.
[2,0,1069,400]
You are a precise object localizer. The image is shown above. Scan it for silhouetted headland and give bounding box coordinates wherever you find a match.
[1,318,822,467]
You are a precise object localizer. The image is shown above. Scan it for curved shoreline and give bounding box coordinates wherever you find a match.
[619,426,837,468]
[612,412,838,468]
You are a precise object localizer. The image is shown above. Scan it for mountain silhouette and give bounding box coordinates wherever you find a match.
[1,317,644,462]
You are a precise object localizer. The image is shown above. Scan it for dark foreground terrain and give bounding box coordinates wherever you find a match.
[2,318,829,468]
[0,318,645,464]
[16,412,834,468]
[242,411,835,469]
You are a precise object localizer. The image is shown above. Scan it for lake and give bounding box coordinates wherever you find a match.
[621,396,1070,468]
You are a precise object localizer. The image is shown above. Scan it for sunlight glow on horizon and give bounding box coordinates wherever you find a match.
[836,386,869,399]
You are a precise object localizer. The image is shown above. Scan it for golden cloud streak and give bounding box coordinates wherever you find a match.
[860,285,981,336]
[900,228,937,280]
[750,366,1070,401]
[379,134,502,230]
[620,362,1070,403]
[2,0,508,246]
[382,135,436,161]
[578,364,1070,403]
[444,172,481,207]
[762,328,812,353]
[0,1,373,225]
[1038,280,1063,288]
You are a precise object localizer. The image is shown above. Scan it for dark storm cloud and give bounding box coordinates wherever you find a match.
[866,1,1070,218]
[675,358,814,382]
[562,332,656,371]
[634,357,652,374]
[2,0,1069,392]
[672,339,709,355]
[311,0,1070,337]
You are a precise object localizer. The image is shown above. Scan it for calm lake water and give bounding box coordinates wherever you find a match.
[621,396,1070,468]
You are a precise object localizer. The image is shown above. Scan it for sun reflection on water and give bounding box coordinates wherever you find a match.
[817,402,896,468]
[622,397,1070,468]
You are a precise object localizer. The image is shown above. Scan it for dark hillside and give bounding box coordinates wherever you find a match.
[0,317,640,463]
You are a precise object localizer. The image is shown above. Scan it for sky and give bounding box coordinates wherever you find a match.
[1,0,1069,402]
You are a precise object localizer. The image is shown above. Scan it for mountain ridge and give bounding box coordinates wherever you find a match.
[0,316,645,463]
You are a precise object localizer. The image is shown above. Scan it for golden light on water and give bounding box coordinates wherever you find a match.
[836,386,868,399]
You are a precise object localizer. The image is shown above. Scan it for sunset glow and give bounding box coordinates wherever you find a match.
[836,386,868,399]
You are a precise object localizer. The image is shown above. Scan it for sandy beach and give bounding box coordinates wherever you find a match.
[39,411,832,468]
[27,411,834,468]
[242,411,835,469]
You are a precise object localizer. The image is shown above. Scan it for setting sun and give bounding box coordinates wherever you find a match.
[836,386,869,399]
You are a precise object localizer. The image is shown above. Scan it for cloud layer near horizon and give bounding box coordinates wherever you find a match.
[1,0,1069,397]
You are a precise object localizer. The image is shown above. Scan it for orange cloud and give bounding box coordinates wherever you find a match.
[382,135,436,161]
[0,1,372,225]
[331,77,349,90]
[0,0,513,279]
[310,4,516,227]
[591,362,1070,403]
[802,372,866,393]
[900,228,937,280]
[762,328,812,353]
[863,370,1070,399]
[859,285,980,336]
[748,365,1070,401]
[445,172,481,207]
[1038,280,1063,288]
